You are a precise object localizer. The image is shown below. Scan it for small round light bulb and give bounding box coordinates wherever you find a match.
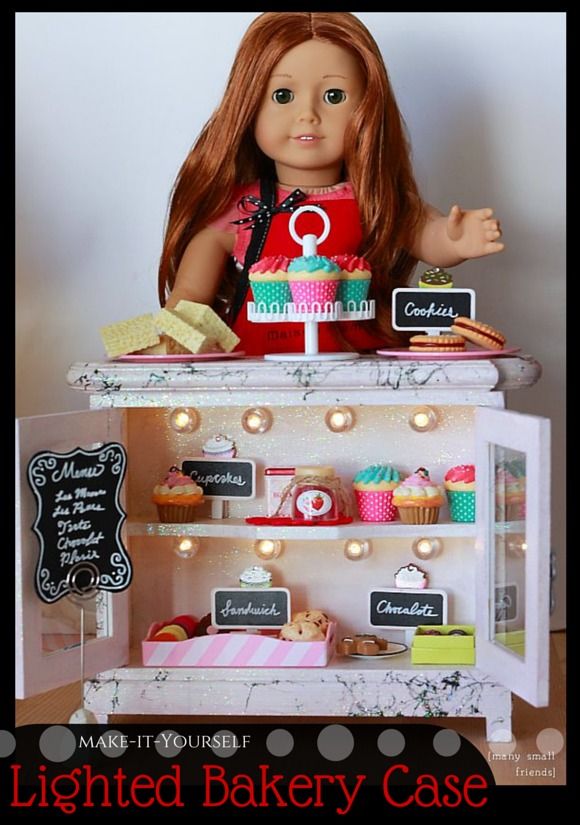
[174,537,200,559]
[325,406,355,433]
[254,539,283,560]
[169,407,200,433]
[409,406,438,433]
[412,537,442,560]
[242,407,273,434]
[344,539,371,561]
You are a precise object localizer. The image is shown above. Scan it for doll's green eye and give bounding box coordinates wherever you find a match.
[323,89,347,105]
[272,88,294,104]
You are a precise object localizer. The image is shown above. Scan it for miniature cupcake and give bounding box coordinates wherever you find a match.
[287,255,341,310]
[392,467,445,525]
[202,434,236,459]
[419,267,454,289]
[239,565,272,589]
[152,466,204,523]
[353,464,400,522]
[248,255,292,311]
[444,464,476,523]
[495,462,526,521]
[332,254,372,310]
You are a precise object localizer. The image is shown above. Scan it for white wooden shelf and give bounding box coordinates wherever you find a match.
[127,517,477,540]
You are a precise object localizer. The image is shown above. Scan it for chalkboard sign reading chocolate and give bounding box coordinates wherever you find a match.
[369,588,448,630]
[182,458,256,500]
[211,588,291,629]
[392,288,476,331]
[27,443,132,604]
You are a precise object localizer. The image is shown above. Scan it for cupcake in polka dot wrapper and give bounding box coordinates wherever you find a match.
[332,254,372,310]
[392,467,445,525]
[444,464,476,523]
[249,255,292,311]
[353,465,401,522]
[287,255,341,310]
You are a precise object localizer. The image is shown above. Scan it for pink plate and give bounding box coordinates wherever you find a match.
[112,352,246,363]
[376,346,521,361]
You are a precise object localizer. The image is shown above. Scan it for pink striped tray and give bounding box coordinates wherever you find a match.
[142,622,336,668]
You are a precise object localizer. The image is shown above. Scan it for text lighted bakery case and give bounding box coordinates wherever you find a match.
[16,354,550,741]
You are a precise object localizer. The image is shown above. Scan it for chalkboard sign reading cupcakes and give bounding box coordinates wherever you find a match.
[27,443,132,604]
[392,288,475,332]
[211,588,291,629]
[182,458,256,500]
[369,588,448,630]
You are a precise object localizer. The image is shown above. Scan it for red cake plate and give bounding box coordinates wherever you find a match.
[246,516,353,527]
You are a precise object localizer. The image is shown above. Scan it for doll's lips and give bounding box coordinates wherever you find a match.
[293,135,322,142]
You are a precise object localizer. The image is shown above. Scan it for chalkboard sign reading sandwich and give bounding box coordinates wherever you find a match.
[27,443,132,604]
[211,588,291,629]
[392,288,476,333]
[369,588,448,630]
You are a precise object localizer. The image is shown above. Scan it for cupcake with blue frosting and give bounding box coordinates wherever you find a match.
[287,255,341,310]
[353,464,401,522]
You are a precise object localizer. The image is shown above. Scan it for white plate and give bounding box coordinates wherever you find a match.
[345,642,408,658]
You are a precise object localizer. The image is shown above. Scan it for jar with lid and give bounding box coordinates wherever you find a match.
[291,466,341,522]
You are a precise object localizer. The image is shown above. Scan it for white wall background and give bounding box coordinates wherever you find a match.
[15,12,566,627]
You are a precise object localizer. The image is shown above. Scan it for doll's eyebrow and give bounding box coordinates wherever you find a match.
[322,74,348,79]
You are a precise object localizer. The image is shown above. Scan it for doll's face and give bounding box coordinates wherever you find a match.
[254,39,364,187]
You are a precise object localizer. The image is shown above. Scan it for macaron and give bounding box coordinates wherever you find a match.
[450,317,506,350]
[153,624,188,642]
[171,614,198,638]
[409,334,465,352]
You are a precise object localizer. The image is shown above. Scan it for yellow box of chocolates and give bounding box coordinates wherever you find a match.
[411,625,475,665]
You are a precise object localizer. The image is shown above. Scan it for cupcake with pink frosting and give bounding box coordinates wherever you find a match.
[152,466,204,523]
[249,255,292,311]
[332,254,372,310]
[287,255,341,310]
[495,462,526,522]
[444,464,476,523]
[392,467,446,525]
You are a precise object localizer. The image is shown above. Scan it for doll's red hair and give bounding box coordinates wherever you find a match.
[158,12,424,343]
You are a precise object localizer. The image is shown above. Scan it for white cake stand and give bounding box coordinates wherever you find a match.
[249,205,375,362]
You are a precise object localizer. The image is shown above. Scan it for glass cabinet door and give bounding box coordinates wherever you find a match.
[475,407,550,707]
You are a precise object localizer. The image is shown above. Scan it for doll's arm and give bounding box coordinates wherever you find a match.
[164,227,234,309]
[411,203,504,267]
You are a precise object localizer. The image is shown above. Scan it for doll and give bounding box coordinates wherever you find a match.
[158,12,503,355]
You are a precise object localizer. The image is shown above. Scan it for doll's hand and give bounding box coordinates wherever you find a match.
[446,205,504,259]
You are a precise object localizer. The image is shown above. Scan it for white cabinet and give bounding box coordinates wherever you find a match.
[15,355,549,740]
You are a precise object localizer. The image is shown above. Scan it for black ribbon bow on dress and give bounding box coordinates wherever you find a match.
[231,188,309,230]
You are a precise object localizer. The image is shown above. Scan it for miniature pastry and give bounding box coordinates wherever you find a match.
[354,634,388,651]
[392,467,445,525]
[419,267,454,289]
[239,565,272,589]
[421,629,442,635]
[353,464,400,522]
[448,629,468,636]
[444,464,476,523]
[332,254,372,310]
[495,461,526,521]
[394,563,429,589]
[100,313,160,358]
[170,614,198,638]
[279,621,325,642]
[409,334,465,353]
[287,255,341,309]
[293,610,330,634]
[450,316,506,350]
[153,624,188,642]
[152,466,204,523]
[249,255,292,311]
[202,434,237,459]
[172,299,240,352]
[336,636,355,655]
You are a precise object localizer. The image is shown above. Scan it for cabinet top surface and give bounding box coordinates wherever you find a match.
[67,355,541,407]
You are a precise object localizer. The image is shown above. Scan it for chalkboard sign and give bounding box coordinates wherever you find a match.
[211,588,291,629]
[27,443,132,604]
[392,288,475,331]
[182,458,256,500]
[369,588,448,630]
[495,584,518,622]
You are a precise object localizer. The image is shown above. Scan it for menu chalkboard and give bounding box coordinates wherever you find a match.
[392,288,475,331]
[369,588,448,630]
[27,443,132,604]
[211,588,291,629]
[182,458,256,500]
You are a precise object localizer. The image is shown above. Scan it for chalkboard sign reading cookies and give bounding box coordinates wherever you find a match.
[211,588,290,629]
[182,458,256,500]
[27,443,132,604]
[369,588,448,630]
[392,288,475,332]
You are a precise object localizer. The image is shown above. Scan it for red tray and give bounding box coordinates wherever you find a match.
[245,516,353,527]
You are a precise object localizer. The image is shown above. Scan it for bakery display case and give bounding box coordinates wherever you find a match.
[15,353,549,741]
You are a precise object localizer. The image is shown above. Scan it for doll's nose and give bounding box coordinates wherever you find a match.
[296,99,321,124]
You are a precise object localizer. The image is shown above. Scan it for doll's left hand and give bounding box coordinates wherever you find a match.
[446,205,504,259]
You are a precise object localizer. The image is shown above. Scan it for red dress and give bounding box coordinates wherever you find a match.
[213,182,389,356]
